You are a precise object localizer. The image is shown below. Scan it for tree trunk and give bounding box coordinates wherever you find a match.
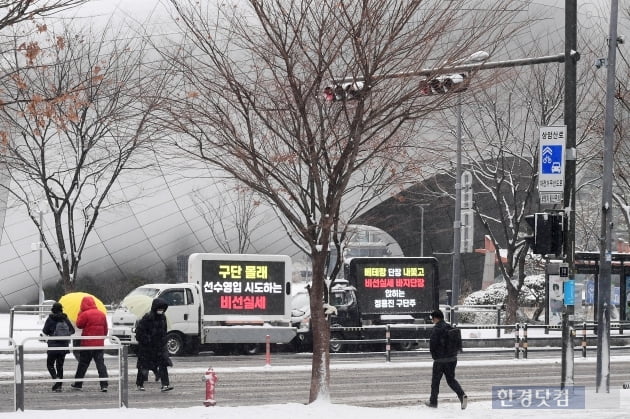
[308,250,331,403]
[504,284,519,325]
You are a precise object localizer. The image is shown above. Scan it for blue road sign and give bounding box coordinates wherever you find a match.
[538,126,566,197]
[541,145,563,174]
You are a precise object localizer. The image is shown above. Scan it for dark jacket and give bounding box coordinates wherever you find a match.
[429,320,457,362]
[42,312,75,349]
[136,298,170,370]
[76,296,108,347]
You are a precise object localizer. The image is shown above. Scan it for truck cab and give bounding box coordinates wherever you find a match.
[111,283,201,355]
[329,280,361,328]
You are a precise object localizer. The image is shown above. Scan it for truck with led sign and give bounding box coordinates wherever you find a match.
[348,257,438,317]
[292,257,439,353]
[111,253,296,356]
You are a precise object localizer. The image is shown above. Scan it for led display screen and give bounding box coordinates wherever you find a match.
[200,259,287,316]
[348,257,439,316]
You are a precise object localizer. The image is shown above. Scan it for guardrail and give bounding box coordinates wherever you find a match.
[329,320,630,362]
[13,335,128,411]
[329,323,524,361]
[445,304,505,337]
[8,304,116,338]
[0,337,17,411]
[8,305,53,337]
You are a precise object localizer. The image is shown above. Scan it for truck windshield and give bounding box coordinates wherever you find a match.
[126,287,160,299]
[331,290,353,307]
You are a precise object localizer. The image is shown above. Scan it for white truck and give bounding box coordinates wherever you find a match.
[111,253,297,355]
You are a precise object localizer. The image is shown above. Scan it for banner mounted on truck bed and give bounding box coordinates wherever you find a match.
[188,253,292,320]
[347,257,439,316]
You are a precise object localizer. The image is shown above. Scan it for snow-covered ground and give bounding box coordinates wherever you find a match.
[1,312,629,419]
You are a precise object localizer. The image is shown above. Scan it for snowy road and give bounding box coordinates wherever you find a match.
[2,350,630,411]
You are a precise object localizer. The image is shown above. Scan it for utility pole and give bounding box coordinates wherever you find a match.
[597,0,619,394]
[561,0,577,390]
[451,92,463,318]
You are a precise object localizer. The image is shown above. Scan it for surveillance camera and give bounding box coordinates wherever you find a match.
[594,58,606,69]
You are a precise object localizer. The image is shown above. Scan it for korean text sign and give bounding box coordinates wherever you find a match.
[193,254,289,318]
[348,257,438,316]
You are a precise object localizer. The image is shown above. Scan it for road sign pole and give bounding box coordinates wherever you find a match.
[561,0,578,392]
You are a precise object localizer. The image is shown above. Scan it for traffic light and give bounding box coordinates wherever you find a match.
[524,212,564,256]
[419,73,468,95]
[548,213,564,256]
[323,81,365,101]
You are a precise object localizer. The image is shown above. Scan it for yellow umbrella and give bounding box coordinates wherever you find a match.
[58,292,107,323]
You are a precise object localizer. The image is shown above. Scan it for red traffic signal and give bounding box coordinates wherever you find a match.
[323,81,366,101]
[420,73,468,95]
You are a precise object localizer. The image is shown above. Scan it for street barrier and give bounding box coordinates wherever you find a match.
[514,324,520,359]
[0,337,17,411]
[581,322,587,358]
[14,335,127,411]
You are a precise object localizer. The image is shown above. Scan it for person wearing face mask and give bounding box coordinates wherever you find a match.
[135,298,173,392]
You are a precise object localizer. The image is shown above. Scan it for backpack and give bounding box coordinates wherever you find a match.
[445,325,463,355]
[53,320,72,337]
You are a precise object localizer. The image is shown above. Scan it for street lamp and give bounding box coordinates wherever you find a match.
[30,203,45,306]
[418,205,425,257]
[451,51,489,319]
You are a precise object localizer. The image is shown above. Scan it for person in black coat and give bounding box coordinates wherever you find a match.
[426,309,467,409]
[135,298,173,392]
[42,302,75,392]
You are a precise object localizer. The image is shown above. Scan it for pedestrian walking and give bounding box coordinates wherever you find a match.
[135,297,173,392]
[425,309,467,409]
[71,295,109,392]
[42,302,75,392]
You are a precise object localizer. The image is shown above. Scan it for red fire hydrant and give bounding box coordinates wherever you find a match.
[203,367,219,407]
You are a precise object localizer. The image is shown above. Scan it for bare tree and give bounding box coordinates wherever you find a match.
[599,3,630,246]
[0,22,168,292]
[163,0,529,402]
[0,1,89,246]
[0,0,87,30]
[191,181,261,253]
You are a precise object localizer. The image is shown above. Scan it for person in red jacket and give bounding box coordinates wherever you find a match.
[71,295,109,392]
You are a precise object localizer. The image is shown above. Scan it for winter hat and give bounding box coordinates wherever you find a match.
[51,302,63,314]
[430,310,444,320]
[151,298,169,313]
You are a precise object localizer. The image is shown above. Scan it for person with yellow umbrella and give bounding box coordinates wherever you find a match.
[70,295,109,392]
[59,292,108,323]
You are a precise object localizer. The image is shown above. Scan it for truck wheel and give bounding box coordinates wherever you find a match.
[166,332,185,356]
[329,334,345,353]
[241,343,260,355]
[395,341,416,351]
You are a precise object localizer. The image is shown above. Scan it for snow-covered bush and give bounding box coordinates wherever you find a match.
[458,275,545,324]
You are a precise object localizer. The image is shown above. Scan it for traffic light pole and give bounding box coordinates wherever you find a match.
[451,93,463,318]
[561,0,577,391]
[335,53,570,85]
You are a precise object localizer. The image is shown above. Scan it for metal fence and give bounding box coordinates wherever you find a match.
[12,335,128,411]
[5,305,128,411]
